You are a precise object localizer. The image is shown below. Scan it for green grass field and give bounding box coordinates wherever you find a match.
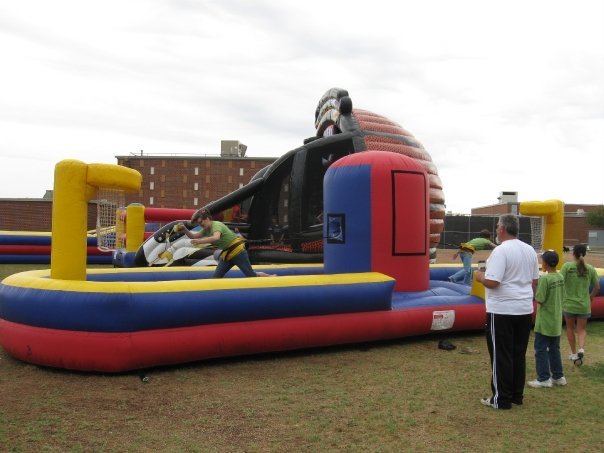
[1,264,603,452]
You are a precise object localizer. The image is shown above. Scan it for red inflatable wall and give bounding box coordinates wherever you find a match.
[369,152,430,292]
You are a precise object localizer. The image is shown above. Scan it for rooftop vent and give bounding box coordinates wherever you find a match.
[221,140,247,157]
[497,191,518,204]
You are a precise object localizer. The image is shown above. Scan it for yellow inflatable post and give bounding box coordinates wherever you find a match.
[51,160,142,280]
[126,203,146,252]
[520,199,564,269]
[115,206,127,250]
[470,273,486,299]
[471,199,564,296]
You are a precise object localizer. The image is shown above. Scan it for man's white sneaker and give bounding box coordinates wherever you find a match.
[480,397,511,410]
[552,377,567,386]
[527,378,553,388]
[480,397,495,408]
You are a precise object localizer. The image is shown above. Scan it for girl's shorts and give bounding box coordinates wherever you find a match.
[563,311,591,320]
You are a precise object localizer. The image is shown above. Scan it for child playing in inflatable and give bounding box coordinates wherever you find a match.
[176,209,274,278]
[448,229,497,285]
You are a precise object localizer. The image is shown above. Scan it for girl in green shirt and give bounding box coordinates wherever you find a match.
[560,244,601,365]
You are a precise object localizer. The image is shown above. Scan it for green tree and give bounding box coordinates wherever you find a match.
[586,205,604,228]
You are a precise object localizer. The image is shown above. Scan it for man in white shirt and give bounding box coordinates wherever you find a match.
[475,214,539,410]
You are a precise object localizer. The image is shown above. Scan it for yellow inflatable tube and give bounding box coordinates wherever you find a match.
[50,160,141,280]
[520,199,564,269]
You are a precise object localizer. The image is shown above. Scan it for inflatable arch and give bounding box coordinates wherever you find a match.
[50,159,141,280]
[520,199,564,269]
[0,153,500,372]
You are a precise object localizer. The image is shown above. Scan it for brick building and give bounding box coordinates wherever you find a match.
[116,152,276,209]
[0,141,277,231]
[0,199,98,232]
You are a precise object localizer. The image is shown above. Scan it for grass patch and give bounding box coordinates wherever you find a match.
[2,264,604,451]
[582,362,604,382]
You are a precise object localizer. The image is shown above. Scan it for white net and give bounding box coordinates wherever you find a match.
[94,188,125,252]
[529,216,545,253]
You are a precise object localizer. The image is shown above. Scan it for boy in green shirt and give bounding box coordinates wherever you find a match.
[177,209,274,278]
[528,250,567,388]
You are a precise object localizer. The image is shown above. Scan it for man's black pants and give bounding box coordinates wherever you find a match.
[485,312,533,409]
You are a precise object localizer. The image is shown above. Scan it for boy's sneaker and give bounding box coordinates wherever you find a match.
[552,377,567,386]
[578,348,585,360]
[569,353,578,361]
[527,378,553,388]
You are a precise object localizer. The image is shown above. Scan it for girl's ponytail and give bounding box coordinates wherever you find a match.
[573,244,588,277]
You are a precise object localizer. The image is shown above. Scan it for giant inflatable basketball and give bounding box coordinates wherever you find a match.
[315,88,445,257]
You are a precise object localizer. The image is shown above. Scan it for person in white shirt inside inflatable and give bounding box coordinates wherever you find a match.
[475,214,539,410]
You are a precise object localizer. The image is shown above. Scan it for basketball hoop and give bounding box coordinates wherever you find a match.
[93,188,125,252]
[529,216,545,253]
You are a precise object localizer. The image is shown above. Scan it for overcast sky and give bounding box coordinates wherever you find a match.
[1,0,602,213]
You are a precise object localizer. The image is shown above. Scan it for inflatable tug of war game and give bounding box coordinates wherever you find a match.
[0,89,602,372]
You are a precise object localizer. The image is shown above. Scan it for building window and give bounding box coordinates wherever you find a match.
[161,175,165,182]
[150,181,154,190]
[194,182,199,191]
[183,160,188,168]
[183,174,188,183]
[150,167,154,175]
[194,167,199,175]
[149,196,154,205]
[239,168,244,176]
[161,160,166,167]
[193,197,198,206]
[205,190,210,199]
[205,175,210,183]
